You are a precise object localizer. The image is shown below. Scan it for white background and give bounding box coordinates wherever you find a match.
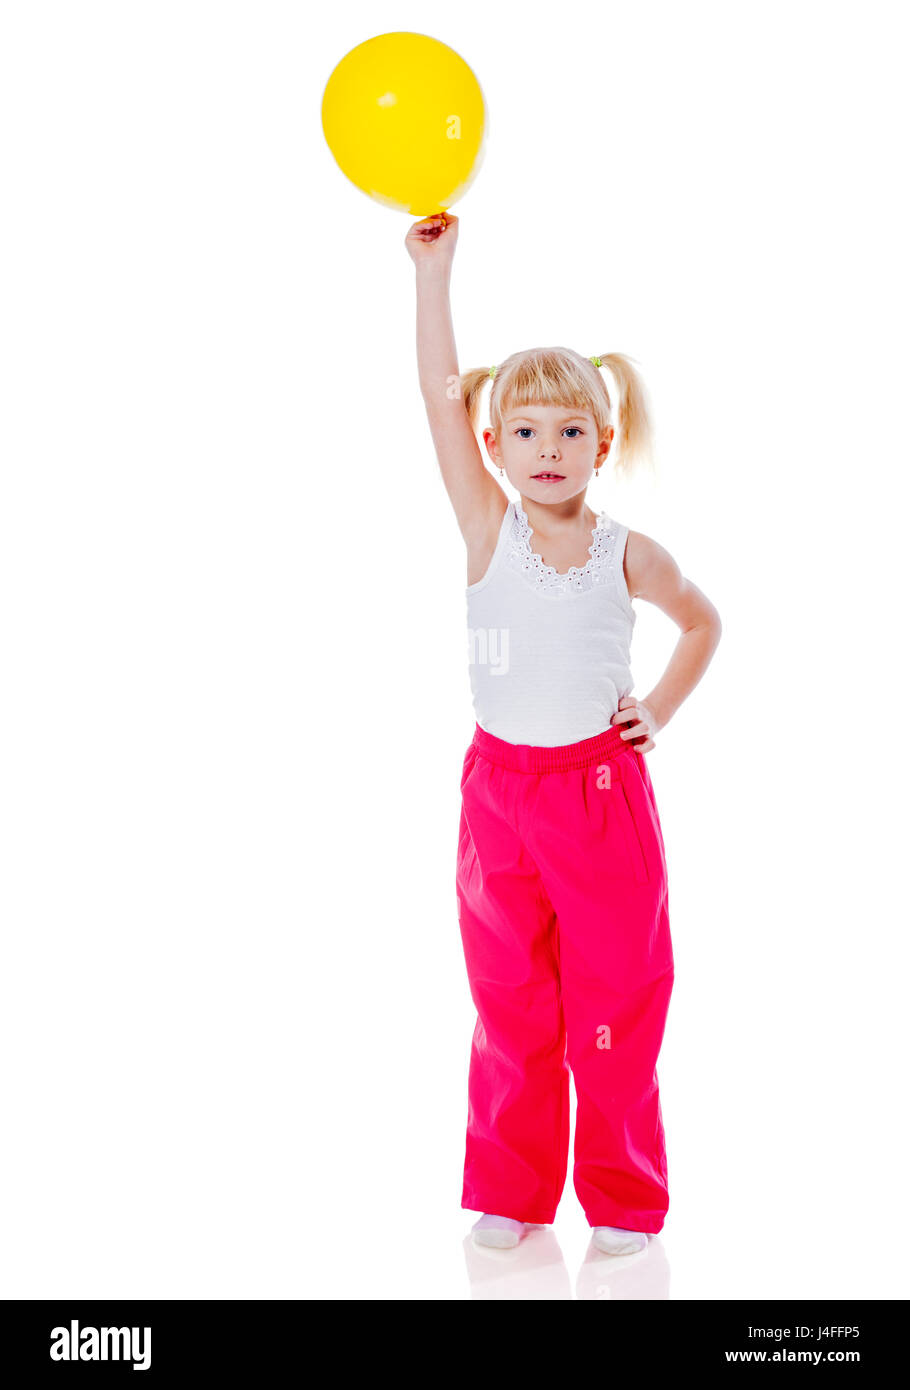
[2,0,908,1300]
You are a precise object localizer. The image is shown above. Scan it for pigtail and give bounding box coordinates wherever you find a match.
[591,352,656,477]
[459,366,494,434]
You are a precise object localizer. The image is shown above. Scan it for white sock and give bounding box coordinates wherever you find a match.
[471,1213,526,1249]
[592,1225,649,1255]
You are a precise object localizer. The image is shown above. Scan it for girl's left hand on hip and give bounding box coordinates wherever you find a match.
[611,697,660,753]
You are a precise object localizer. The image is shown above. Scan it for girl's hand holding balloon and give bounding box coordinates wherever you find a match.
[405,213,459,270]
[611,696,662,753]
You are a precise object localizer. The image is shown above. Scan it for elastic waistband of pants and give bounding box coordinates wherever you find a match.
[471,721,637,773]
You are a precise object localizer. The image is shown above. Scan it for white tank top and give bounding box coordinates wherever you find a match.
[465,500,636,747]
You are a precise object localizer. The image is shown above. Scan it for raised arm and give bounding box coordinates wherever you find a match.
[405,214,506,556]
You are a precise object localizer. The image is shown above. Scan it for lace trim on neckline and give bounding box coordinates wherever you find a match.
[506,501,621,595]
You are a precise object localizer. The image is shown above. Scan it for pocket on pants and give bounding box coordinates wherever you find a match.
[614,769,650,886]
[460,742,480,793]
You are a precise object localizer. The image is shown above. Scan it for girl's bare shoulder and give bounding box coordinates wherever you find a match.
[624,528,671,599]
[625,528,721,627]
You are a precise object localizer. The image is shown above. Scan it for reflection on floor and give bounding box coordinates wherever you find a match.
[463,1225,671,1300]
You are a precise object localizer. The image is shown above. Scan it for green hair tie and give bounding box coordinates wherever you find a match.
[488,365,498,380]
[590,355,603,368]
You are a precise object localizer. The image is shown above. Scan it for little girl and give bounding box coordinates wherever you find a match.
[406,212,722,1256]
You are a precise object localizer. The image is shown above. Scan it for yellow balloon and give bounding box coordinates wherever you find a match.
[321,31,487,216]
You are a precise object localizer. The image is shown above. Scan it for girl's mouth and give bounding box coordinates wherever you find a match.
[532,472,565,482]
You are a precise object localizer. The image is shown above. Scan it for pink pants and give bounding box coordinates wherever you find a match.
[455,721,673,1233]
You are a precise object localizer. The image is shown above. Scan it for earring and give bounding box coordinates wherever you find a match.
[499,467,504,477]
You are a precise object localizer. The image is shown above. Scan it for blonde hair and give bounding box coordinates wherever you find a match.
[460,346,655,480]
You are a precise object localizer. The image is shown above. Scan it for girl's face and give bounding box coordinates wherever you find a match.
[484,405,613,502]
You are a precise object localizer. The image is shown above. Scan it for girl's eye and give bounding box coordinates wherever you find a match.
[514,427,583,439]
